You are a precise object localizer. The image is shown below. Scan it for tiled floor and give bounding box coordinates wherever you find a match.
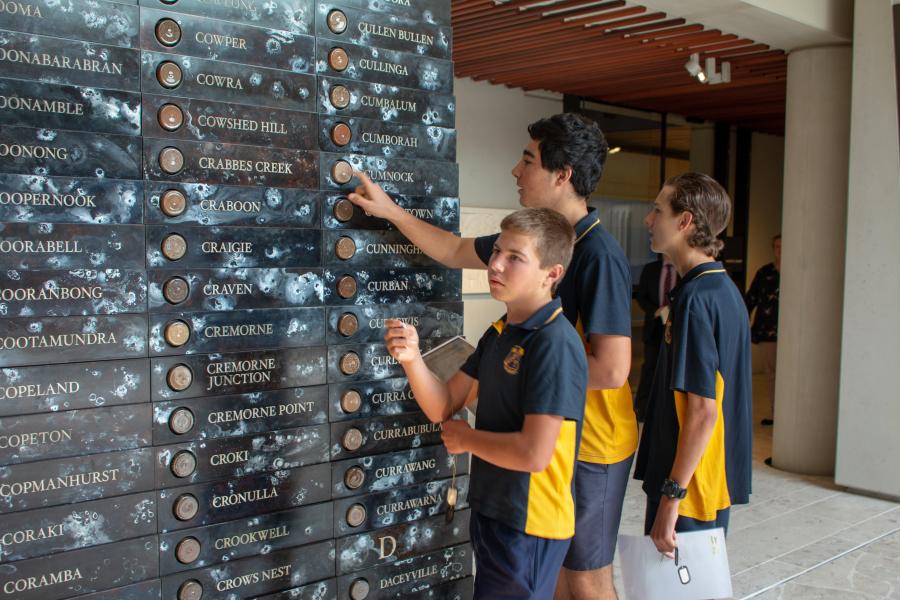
[613,374,900,599]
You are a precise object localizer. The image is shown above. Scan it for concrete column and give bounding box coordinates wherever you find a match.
[835,0,900,498]
[772,45,851,475]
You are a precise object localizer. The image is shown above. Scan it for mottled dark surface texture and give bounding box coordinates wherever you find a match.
[320,152,458,196]
[138,0,314,34]
[318,115,456,161]
[0,174,143,225]
[322,194,458,231]
[330,445,467,499]
[327,376,418,422]
[325,301,462,344]
[0,269,146,317]
[0,0,140,47]
[317,76,455,127]
[316,41,452,94]
[322,267,461,306]
[0,223,145,270]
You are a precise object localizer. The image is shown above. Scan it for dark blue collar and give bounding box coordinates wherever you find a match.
[682,261,726,282]
[495,297,564,333]
[573,209,601,242]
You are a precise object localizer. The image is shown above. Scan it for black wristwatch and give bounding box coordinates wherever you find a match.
[661,478,687,500]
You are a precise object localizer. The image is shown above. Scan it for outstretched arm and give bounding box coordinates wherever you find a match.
[384,320,475,422]
[348,171,486,269]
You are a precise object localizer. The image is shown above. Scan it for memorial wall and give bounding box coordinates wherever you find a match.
[0,0,469,598]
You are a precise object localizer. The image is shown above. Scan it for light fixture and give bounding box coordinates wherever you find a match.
[684,53,731,85]
[684,53,704,80]
[609,146,622,154]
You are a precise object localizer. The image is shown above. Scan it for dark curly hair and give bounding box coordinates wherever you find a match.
[527,113,609,198]
[664,172,732,258]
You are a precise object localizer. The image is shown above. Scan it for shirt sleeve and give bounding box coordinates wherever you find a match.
[670,298,719,400]
[519,331,587,421]
[473,234,499,266]
[459,327,492,380]
[577,252,632,337]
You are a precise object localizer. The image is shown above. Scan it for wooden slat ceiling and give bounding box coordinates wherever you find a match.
[452,0,788,134]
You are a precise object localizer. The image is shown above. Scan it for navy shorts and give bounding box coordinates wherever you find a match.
[563,454,634,571]
[643,496,731,535]
[470,511,571,600]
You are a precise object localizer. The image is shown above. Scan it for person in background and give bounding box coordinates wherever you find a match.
[634,254,678,422]
[745,234,781,427]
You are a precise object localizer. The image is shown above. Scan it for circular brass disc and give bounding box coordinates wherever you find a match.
[340,389,362,413]
[175,537,201,564]
[337,275,357,299]
[167,364,193,391]
[160,189,187,217]
[338,313,359,337]
[173,493,199,521]
[328,47,349,71]
[330,85,351,109]
[342,428,364,451]
[171,450,197,478]
[157,61,183,88]
[346,504,367,527]
[164,320,191,347]
[178,580,203,600]
[169,407,195,434]
[331,122,352,146]
[331,160,353,184]
[163,277,190,304]
[159,147,184,174]
[158,104,184,131]
[161,233,187,261]
[340,352,361,375]
[335,236,357,260]
[344,466,365,489]
[333,198,355,222]
[327,9,348,34]
[155,18,182,46]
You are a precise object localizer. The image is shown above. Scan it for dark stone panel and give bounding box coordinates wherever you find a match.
[0,403,152,466]
[145,225,321,269]
[0,269,146,318]
[155,423,330,487]
[153,386,329,444]
[0,30,140,91]
[0,535,158,600]
[333,476,468,536]
[142,95,318,149]
[335,0,452,27]
[150,347,327,401]
[140,8,315,71]
[320,152,458,196]
[317,76,455,127]
[0,491,156,563]
[330,444,467,499]
[315,40,452,94]
[315,3,451,59]
[160,539,334,600]
[142,138,319,188]
[0,174,143,225]
[328,377,418,422]
[0,358,150,418]
[330,413,443,461]
[71,579,162,600]
[148,268,323,313]
[157,462,331,532]
[0,314,147,367]
[0,447,155,513]
[326,301,463,345]
[322,194,458,232]
[149,307,326,356]
[326,339,445,383]
[322,268,461,306]
[336,509,470,575]
[0,0,139,47]
[324,229,441,269]
[145,183,320,228]
[405,576,474,600]
[140,50,316,112]
[318,115,455,161]
[158,502,333,575]
[336,544,473,599]
[254,578,336,600]
[0,223,145,270]
[137,0,314,34]
[0,79,141,136]
[0,125,142,179]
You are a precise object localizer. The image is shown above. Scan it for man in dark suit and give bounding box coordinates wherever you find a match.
[634,255,677,422]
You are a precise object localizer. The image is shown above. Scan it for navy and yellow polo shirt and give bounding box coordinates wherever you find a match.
[475,209,637,464]
[634,262,753,521]
[460,297,587,539]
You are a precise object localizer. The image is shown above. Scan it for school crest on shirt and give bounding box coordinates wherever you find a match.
[503,345,524,375]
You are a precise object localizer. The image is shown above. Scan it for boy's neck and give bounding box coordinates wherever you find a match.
[668,245,716,278]
[556,195,590,228]
[506,293,555,324]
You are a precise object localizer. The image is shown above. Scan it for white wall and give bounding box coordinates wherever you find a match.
[454,78,563,342]
[835,0,900,498]
[746,133,784,284]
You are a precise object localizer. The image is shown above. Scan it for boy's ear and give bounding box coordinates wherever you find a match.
[554,165,574,187]
[677,209,695,232]
[545,263,565,288]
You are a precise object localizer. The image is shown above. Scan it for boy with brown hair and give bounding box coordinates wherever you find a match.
[384,208,587,599]
[636,172,753,556]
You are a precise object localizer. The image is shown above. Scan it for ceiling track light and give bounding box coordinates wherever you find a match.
[683,53,731,85]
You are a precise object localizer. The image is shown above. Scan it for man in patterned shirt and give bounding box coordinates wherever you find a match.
[745,234,781,427]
